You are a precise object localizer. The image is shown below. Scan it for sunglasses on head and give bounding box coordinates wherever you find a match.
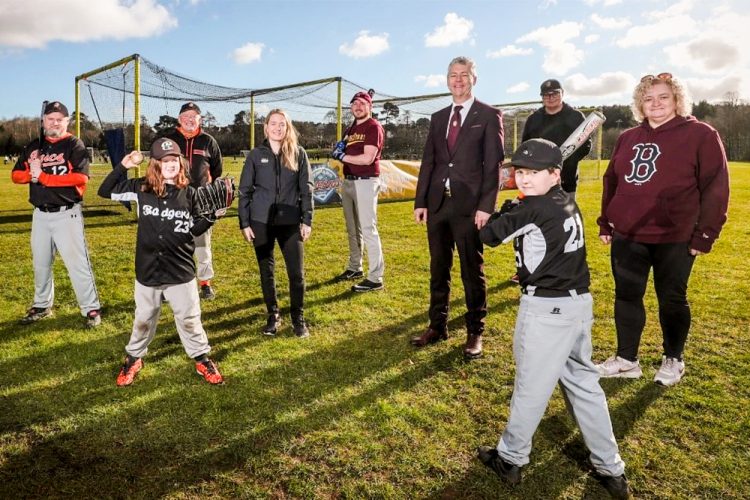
[640,72,673,82]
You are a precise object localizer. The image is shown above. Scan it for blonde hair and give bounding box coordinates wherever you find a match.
[632,75,692,122]
[264,109,299,171]
[142,157,189,197]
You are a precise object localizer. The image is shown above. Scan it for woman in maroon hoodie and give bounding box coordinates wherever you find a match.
[595,73,729,386]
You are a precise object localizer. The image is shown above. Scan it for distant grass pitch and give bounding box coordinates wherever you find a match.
[0,160,748,498]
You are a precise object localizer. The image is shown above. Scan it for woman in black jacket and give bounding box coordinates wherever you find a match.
[238,109,314,337]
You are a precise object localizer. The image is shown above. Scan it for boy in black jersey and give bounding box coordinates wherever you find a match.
[476,139,629,499]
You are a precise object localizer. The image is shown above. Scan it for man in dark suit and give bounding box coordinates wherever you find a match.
[412,56,504,359]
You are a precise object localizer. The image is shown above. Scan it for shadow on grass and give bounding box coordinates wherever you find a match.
[0,294,478,497]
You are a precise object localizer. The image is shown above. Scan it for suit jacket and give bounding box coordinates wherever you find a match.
[415,99,504,215]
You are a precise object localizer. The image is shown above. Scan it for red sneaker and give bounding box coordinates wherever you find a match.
[195,358,224,385]
[116,357,143,386]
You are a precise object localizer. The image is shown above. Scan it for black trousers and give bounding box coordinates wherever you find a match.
[426,196,487,334]
[610,236,696,361]
[251,222,305,321]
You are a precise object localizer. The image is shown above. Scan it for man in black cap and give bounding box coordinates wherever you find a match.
[522,79,591,197]
[11,101,102,327]
[166,102,223,299]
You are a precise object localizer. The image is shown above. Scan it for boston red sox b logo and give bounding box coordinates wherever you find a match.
[625,143,661,184]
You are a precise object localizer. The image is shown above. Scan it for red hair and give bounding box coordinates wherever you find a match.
[142,157,189,197]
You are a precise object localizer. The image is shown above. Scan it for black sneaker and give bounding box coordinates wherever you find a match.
[335,269,364,282]
[595,473,631,499]
[85,309,102,328]
[20,306,52,325]
[351,279,384,293]
[293,321,310,338]
[477,446,522,485]
[200,284,215,300]
[263,313,281,336]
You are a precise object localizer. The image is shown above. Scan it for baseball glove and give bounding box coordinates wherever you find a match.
[195,177,237,216]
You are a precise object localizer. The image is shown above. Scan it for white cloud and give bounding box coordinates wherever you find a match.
[616,15,697,48]
[517,21,583,46]
[0,0,177,49]
[564,71,637,99]
[686,73,750,103]
[486,44,533,58]
[415,74,444,88]
[644,0,695,21]
[339,31,389,59]
[507,82,530,93]
[665,38,739,73]
[590,14,631,30]
[583,0,622,5]
[543,43,584,75]
[516,21,584,75]
[424,13,475,47]
[584,34,600,44]
[231,42,265,64]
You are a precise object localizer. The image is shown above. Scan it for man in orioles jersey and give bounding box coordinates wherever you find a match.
[166,102,223,299]
[12,101,102,327]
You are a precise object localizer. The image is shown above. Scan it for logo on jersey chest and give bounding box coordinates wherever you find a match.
[625,143,661,185]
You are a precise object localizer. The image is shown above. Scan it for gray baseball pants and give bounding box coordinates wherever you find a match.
[194,227,213,282]
[31,204,100,315]
[125,279,211,359]
[497,293,625,477]
[341,178,384,283]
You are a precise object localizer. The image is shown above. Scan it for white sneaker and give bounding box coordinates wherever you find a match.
[595,355,643,378]
[654,356,685,386]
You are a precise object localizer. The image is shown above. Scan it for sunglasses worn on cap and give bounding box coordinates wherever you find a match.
[641,72,673,82]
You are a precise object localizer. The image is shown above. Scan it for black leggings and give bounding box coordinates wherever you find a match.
[611,236,695,361]
[252,222,305,320]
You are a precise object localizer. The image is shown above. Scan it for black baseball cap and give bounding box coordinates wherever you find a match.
[150,138,182,160]
[179,102,201,114]
[540,79,562,94]
[44,101,69,116]
[512,139,562,170]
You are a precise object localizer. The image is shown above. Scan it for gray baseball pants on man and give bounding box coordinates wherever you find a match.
[497,292,625,477]
[125,280,211,359]
[31,203,100,316]
[341,177,384,283]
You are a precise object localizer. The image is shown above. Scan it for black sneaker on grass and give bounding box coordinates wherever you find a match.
[293,321,310,338]
[351,279,384,292]
[477,446,522,485]
[20,307,52,325]
[263,313,281,336]
[594,473,631,499]
[335,269,364,282]
[200,283,215,300]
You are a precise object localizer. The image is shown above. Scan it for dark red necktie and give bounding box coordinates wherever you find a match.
[447,105,463,154]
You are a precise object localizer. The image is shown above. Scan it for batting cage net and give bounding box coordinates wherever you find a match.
[76,54,603,182]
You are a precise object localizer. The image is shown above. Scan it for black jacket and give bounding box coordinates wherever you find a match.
[522,103,591,193]
[238,141,314,229]
[98,165,213,287]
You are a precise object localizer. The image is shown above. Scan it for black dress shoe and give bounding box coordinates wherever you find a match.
[477,446,522,485]
[263,313,281,336]
[410,328,448,347]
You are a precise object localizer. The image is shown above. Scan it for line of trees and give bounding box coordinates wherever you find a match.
[2,96,749,162]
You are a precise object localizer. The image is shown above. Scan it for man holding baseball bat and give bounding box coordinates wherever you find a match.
[11,101,102,327]
[523,79,591,197]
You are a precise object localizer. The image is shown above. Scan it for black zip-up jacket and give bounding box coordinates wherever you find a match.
[238,141,314,229]
[165,129,222,188]
[522,103,591,193]
[98,164,213,286]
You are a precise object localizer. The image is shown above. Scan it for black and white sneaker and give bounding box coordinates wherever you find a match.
[20,306,52,325]
[262,313,281,336]
[335,269,364,282]
[351,279,384,293]
[85,309,102,328]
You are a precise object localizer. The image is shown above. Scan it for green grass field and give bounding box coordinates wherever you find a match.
[1,160,748,498]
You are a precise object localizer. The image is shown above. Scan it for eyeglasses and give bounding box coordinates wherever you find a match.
[540,90,562,98]
[640,72,673,82]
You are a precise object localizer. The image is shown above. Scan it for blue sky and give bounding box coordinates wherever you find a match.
[1,0,748,119]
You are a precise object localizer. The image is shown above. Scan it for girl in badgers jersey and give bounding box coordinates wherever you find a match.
[98,137,224,386]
